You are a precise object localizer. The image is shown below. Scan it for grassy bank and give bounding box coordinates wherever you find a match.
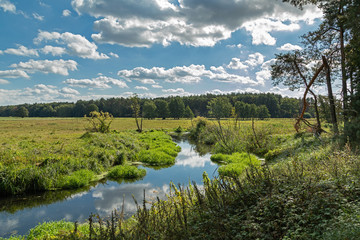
[0,121,181,196]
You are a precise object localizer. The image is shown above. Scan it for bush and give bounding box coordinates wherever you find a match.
[108,165,146,179]
[85,111,113,133]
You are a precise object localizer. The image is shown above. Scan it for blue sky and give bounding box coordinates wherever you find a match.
[0,0,324,105]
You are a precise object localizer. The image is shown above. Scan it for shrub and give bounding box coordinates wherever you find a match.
[108,165,146,179]
[85,111,113,133]
[138,150,175,166]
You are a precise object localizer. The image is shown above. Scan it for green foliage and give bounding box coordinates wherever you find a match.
[57,169,95,189]
[85,111,113,133]
[169,97,185,118]
[211,152,260,177]
[107,165,146,179]
[143,100,157,119]
[184,105,194,119]
[207,97,232,120]
[154,99,170,119]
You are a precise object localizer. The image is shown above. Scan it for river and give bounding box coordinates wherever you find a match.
[0,136,217,238]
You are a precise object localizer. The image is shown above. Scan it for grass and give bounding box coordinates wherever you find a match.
[211,152,261,177]
[107,165,146,179]
[0,117,187,196]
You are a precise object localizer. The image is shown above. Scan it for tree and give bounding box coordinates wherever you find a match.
[86,103,99,115]
[271,51,324,134]
[234,101,246,120]
[155,99,170,119]
[56,104,74,117]
[207,97,232,122]
[143,100,157,119]
[15,106,29,118]
[169,97,185,119]
[130,94,143,132]
[257,105,270,119]
[184,105,194,120]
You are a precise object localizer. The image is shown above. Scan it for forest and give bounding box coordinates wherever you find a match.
[0,92,316,119]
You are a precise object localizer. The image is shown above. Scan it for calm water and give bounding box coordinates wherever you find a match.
[0,137,218,238]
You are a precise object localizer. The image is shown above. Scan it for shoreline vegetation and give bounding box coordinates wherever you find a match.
[1,117,360,239]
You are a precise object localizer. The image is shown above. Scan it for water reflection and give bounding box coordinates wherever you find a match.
[0,138,217,238]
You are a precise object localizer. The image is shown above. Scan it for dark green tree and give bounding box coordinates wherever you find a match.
[184,105,194,120]
[143,100,157,119]
[169,97,185,119]
[155,99,170,119]
[15,106,29,118]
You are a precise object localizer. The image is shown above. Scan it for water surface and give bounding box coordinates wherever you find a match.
[0,137,217,238]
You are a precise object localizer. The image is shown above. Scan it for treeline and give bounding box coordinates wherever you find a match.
[0,92,310,119]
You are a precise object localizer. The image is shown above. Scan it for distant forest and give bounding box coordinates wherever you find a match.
[0,92,317,119]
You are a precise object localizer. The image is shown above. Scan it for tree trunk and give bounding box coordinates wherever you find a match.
[322,56,339,134]
[340,25,348,126]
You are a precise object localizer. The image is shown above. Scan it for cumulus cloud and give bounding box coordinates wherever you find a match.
[62,9,71,17]
[255,59,276,85]
[0,84,82,105]
[11,59,78,76]
[64,76,128,89]
[135,86,149,91]
[0,0,16,13]
[245,52,265,66]
[0,69,30,79]
[227,58,248,70]
[162,88,185,94]
[34,31,109,59]
[3,45,39,57]
[41,45,67,56]
[71,0,322,47]
[118,64,260,85]
[242,19,300,45]
[277,43,303,51]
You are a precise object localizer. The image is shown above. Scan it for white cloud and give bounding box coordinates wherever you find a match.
[41,45,67,56]
[226,44,242,48]
[118,64,260,85]
[135,86,149,91]
[0,79,9,84]
[109,52,119,58]
[11,59,78,76]
[152,84,163,88]
[277,43,303,51]
[242,19,300,45]
[3,45,39,57]
[206,88,262,95]
[255,59,276,85]
[71,0,321,47]
[0,84,82,105]
[64,76,128,89]
[245,52,265,67]
[0,69,30,79]
[162,88,185,93]
[227,58,248,70]
[0,0,16,13]
[34,31,109,60]
[62,9,71,17]
[33,13,44,21]
[61,87,80,95]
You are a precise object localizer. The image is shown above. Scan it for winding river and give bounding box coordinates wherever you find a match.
[0,136,217,238]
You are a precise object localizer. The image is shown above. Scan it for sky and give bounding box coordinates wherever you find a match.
[0,0,325,106]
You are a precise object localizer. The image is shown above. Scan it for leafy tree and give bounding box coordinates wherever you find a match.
[184,105,194,120]
[155,99,170,119]
[143,100,157,119]
[86,103,99,115]
[234,101,246,119]
[56,104,74,117]
[15,106,29,118]
[130,94,143,132]
[207,97,232,121]
[257,105,270,119]
[169,97,185,119]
